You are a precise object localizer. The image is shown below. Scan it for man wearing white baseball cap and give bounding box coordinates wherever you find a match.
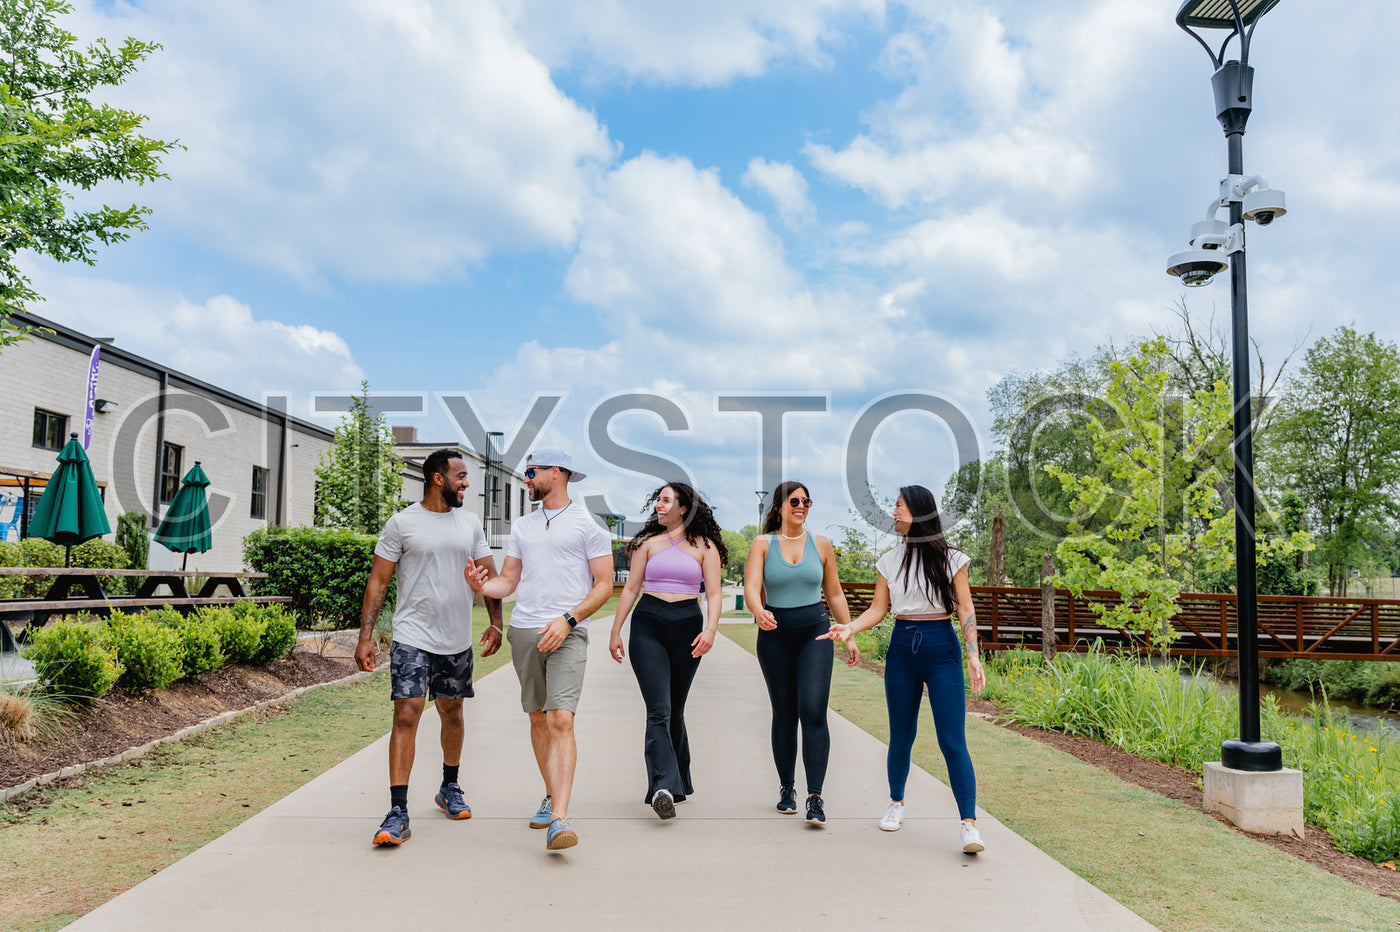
[465,446,613,851]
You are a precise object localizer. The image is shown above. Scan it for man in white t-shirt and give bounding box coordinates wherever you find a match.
[466,446,613,852]
[356,449,502,847]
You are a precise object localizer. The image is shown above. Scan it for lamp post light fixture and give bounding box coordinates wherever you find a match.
[755,490,768,526]
[1171,0,1284,773]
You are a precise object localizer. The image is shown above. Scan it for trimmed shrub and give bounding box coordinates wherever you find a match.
[200,606,265,663]
[250,605,298,664]
[22,616,121,701]
[115,511,150,574]
[145,606,225,678]
[107,609,185,691]
[0,538,129,597]
[244,526,388,627]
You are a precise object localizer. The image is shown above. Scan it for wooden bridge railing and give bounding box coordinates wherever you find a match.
[837,582,1400,662]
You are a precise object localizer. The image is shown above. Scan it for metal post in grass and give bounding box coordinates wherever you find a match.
[1171,0,1302,833]
[1041,554,1056,665]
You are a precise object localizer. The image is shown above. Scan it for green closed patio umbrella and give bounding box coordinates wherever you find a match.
[154,462,213,569]
[28,433,112,566]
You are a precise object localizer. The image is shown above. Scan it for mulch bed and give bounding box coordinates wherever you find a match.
[1,651,362,791]
[852,656,1400,901]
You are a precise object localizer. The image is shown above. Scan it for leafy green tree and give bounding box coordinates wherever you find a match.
[1272,327,1400,595]
[1,0,177,348]
[1049,337,1311,649]
[314,382,406,535]
[721,524,757,583]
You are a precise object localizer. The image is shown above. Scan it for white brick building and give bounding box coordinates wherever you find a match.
[0,311,333,570]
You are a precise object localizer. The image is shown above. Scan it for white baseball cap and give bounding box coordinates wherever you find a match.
[526,447,587,482]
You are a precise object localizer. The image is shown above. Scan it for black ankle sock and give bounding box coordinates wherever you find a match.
[443,764,459,786]
[390,785,408,812]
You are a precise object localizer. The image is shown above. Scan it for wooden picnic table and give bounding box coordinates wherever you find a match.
[0,568,281,653]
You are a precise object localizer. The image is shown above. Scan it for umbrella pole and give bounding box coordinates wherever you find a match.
[182,552,189,571]
[65,545,72,568]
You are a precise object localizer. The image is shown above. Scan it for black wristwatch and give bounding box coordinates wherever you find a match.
[563,612,578,629]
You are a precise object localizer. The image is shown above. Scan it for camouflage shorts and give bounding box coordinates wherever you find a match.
[390,641,475,701]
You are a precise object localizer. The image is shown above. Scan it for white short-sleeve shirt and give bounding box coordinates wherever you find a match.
[876,542,971,616]
[505,503,614,630]
[373,503,492,655]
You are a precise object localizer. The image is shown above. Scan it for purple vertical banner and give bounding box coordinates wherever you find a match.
[82,345,101,449]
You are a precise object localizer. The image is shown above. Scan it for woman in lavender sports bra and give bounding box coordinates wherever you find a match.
[609,482,728,820]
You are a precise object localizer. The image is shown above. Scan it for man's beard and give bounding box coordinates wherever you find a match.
[440,485,464,509]
[529,485,545,502]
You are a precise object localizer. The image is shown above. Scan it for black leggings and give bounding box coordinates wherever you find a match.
[756,603,832,796]
[629,594,704,802]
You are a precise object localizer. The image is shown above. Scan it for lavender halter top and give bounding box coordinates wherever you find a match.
[643,532,703,595]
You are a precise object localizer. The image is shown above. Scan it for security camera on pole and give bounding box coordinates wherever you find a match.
[1170,0,1302,836]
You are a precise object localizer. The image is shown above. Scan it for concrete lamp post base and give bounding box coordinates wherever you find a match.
[1203,762,1304,836]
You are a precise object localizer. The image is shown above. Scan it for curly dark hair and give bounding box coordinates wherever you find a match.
[761,480,809,534]
[625,482,729,566]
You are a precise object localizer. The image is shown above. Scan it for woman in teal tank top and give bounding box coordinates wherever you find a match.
[742,480,858,826]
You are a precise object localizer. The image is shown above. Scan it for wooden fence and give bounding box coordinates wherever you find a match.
[838,583,1400,661]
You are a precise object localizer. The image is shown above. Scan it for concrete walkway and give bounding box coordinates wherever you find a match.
[67,628,1156,931]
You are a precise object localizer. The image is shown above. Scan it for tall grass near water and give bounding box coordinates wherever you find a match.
[982,647,1400,863]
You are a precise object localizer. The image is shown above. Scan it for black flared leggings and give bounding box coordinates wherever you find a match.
[629,594,704,802]
[755,603,832,795]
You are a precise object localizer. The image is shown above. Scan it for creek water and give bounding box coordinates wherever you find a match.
[1257,682,1400,738]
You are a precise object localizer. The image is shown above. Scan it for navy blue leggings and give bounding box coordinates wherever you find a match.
[756,604,832,795]
[885,619,977,819]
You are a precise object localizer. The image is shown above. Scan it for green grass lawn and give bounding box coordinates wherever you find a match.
[722,625,1400,932]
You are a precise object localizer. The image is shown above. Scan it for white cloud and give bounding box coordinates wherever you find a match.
[501,0,884,86]
[23,265,362,416]
[71,0,615,286]
[743,158,816,228]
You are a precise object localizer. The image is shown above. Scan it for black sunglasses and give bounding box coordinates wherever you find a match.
[524,466,555,479]
[787,497,812,508]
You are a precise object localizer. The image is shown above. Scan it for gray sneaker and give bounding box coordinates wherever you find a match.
[529,795,553,829]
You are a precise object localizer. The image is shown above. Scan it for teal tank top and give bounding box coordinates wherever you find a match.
[762,533,823,608]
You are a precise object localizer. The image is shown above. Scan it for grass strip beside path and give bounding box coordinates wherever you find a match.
[0,614,513,932]
[722,625,1400,932]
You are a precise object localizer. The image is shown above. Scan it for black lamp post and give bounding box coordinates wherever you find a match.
[1173,0,1284,772]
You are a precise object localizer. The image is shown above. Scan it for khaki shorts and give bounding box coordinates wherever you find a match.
[507,625,589,714]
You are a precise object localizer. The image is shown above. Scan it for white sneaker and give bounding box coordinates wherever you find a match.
[960,820,984,853]
[879,800,905,832]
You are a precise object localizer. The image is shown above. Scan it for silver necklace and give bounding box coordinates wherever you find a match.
[542,502,572,530]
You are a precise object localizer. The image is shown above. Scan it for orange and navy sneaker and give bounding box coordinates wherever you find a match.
[373,805,411,846]
[435,782,472,819]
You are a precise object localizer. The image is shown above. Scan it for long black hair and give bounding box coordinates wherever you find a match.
[761,480,809,535]
[625,482,729,566]
[896,484,963,611]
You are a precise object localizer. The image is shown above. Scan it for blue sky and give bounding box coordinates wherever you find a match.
[22,1,1400,537]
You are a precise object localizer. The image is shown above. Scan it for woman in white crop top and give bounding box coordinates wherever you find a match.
[822,484,986,853]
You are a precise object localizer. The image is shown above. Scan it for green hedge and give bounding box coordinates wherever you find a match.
[0,539,129,597]
[23,616,122,701]
[22,603,305,702]
[1262,659,1400,710]
[243,526,388,627]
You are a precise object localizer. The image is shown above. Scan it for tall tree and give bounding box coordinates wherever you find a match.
[1049,337,1310,649]
[315,382,406,535]
[1,0,176,347]
[1273,327,1400,595]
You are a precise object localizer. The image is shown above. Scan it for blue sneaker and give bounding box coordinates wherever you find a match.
[529,795,553,829]
[545,817,578,850]
[373,805,411,846]
[435,782,472,820]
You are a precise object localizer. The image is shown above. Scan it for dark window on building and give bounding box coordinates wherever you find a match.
[251,466,268,519]
[520,488,526,515]
[32,409,67,450]
[505,481,512,519]
[159,443,183,504]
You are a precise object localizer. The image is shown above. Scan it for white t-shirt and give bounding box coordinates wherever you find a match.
[505,502,613,630]
[374,503,492,654]
[876,542,972,616]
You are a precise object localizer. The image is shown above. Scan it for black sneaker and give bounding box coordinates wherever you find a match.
[373,805,411,846]
[805,795,826,825]
[776,784,798,814]
[650,788,677,820]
